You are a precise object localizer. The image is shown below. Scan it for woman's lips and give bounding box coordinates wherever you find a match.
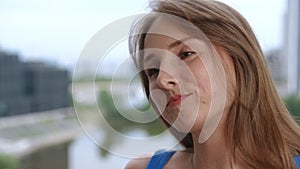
[167,94,192,107]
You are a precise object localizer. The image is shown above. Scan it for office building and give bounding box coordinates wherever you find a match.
[0,50,70,116]
[285,0,300,95]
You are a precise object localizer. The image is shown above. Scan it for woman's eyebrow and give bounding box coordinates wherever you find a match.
[143,37,195,63]
[168,37,194,50]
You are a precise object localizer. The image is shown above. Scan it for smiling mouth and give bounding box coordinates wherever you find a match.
[167,94,192,107]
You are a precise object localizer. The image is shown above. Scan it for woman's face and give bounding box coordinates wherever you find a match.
[143,34,210,133]
[142,16,234,139]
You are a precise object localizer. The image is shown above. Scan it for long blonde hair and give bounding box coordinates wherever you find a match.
[129,0,300,168]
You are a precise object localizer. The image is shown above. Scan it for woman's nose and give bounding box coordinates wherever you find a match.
[156,69,177,90]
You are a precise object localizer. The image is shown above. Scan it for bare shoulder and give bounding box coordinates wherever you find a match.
[124,153,153,169]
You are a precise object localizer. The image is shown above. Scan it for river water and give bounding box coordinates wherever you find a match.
[69,129,179,169]
[70,82,180,168]
[69,134,129,169]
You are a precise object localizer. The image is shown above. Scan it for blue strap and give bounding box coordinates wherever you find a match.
[146,152,300,169]
[146,150,176,169]
[295,155,300,169]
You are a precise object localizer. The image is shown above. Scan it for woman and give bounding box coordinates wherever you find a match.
[126,0,300,168]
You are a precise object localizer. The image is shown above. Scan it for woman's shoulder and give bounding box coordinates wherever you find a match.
[124,153,153,169]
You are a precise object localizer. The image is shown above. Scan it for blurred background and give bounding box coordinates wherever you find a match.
[0,0,300,169]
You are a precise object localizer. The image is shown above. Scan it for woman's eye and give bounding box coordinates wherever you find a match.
[179,51,196,59]
[145,68,159,78]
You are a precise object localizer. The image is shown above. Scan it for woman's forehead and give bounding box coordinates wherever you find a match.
[145,15,195,42]
[144,34,182,49]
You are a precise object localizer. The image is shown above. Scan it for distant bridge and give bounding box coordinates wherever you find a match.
[0,108,83,169]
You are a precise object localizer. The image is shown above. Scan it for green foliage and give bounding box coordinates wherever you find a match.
[98,90,165,132]
[284,94,300,123]
[99,90,125,123]
[0,154,18,169]
[72,76,128,83]
[98,89,166,157]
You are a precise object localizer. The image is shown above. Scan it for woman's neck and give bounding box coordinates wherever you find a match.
[191,127,232,169]
[190,117,244,169]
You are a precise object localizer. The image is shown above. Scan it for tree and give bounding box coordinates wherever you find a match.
[284,94,300,124]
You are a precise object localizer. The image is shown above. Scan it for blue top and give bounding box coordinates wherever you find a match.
[295,155,300,169]
[146,150,300,169]
[146,150,176,169]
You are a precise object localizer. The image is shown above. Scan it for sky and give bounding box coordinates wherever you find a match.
[0,0,286,70]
